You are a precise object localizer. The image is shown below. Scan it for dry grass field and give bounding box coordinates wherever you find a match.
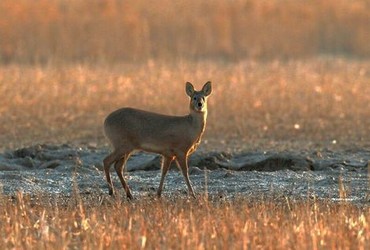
[0,193,368,249]
[0,59,369,150]
[0,1,370,249]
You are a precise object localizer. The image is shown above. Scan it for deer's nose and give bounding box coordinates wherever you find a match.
[197,102,202,107]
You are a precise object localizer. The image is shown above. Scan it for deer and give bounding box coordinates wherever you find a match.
[103,81,212,199]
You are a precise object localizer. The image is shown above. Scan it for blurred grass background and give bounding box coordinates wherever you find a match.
[0,0,369,149]
[0,0,370,63]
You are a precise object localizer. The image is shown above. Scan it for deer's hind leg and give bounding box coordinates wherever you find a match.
[103,152,118,196]
[114,153,133,199]
[103,147,131,196]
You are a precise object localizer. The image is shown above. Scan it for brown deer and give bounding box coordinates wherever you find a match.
[103,81,212,199]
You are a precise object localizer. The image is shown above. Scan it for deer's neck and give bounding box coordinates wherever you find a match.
[189,110,207,138]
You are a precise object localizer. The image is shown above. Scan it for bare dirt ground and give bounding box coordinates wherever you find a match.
[0,143,368,204]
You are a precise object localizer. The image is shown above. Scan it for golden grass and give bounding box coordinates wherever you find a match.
[0,0,370,63]
[0,58,369,150]
[0,193,368,249]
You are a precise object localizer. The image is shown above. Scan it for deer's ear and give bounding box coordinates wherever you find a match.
[186,82,194,97]
[202,81,212,96]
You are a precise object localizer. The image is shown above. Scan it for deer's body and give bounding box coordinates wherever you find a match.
[104,108,206,156]
[103,81,212,199]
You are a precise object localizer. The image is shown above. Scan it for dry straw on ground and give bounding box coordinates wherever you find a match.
[0,193,368,249]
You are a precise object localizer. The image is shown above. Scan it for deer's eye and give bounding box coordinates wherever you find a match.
[193,97,197,100]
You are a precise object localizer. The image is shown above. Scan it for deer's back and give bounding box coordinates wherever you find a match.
[104,108,194,150]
